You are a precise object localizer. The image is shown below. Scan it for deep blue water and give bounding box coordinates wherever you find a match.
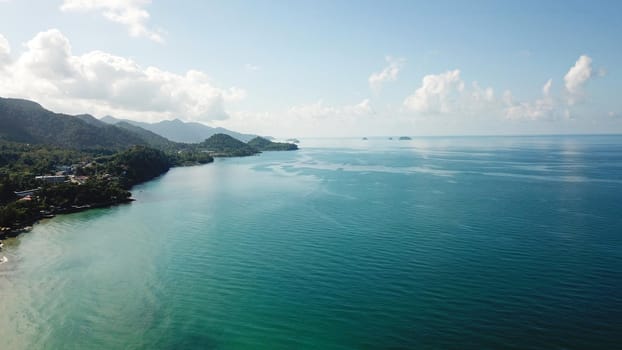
[1,135,621,349]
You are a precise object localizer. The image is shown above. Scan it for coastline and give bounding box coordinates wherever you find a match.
[1,145,298,241]
[0,197,135,240]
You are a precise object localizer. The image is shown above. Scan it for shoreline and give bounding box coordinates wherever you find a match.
[1,157,211,240]
[0,148,296,241]
[0,198,135,240]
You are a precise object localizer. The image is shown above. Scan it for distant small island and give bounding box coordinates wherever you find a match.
[399,136,412,140]
[286,138,300,144]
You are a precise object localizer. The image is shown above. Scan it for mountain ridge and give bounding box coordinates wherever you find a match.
[101,116,258,143]
[0,97,147,150]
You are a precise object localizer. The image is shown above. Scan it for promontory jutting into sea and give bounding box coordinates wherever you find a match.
[1,1,622,349]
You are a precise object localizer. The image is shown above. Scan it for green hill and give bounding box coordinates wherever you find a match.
[199,133,259,157]
[247,137,298,151]
[114,121,178,150]
[0,97,147,150]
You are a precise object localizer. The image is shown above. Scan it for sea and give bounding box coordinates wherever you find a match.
[1,135,621,349]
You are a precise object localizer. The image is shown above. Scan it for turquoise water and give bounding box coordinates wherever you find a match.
[1,136,621,349]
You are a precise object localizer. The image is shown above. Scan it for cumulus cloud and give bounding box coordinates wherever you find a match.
[564,55,592,105]
[60,0,164,43]
[504,55,600,119]
[403,69,465,113]
[369,56,404,90]
[471,81,495,103]
[401,54,600,122]
[503,80,558,120]
[0,29,244,122]
[401,70,557,121]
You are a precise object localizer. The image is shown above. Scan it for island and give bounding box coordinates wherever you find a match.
[247,137,298,151]
[399,136,412,140]
[198,133,260,157]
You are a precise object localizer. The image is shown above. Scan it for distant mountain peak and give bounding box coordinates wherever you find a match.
[2,97,45,112]
[97,115,257,143]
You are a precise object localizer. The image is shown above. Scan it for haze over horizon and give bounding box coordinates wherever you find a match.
[1,0,621,137]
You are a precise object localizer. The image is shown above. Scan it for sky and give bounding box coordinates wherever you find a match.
[1,0,621,137]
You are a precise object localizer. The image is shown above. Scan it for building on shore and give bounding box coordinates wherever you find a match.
[14,188,40,198]
[35,175,67,184]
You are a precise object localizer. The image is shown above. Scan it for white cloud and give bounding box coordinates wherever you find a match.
[0,29,245,122]
[564,55,592,105]
[503,80,558,120]
[471,81,495,103]
[542,78,552,96]
[400,70,559,121]
[369,56,404,90]
[288,99,372,119]
[220,99,376,137]
[504,55,600,119]
[403,69,465,113]
[60,0,163,43]
[402,55,600,122]
[0,33,10,66]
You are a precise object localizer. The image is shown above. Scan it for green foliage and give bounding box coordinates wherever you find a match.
[247,137,298,151]
[0,142,169,228]
[198,133,259,157]
[0,200,38,227]
[40,179,130,208]
[0,97,147,150]
[0,97,222,229]
[106,146,172,188]
[113,121,178,150]
[169,150,214,166]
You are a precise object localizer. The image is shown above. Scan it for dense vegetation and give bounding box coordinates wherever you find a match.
[0,97,299,233]
[247,137,298,151]
[113,121,177,149]
[0,97,147,150]
[199,133,260,157]
[105,146,172,187]
[0,139,215,231]
[0,141,107,200]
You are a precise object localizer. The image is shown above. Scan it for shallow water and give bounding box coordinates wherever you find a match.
[1,135,621,349]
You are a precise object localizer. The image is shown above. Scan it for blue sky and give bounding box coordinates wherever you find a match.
[0,0,621,136]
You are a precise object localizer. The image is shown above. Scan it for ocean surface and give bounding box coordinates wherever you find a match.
[1,136,621,349]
